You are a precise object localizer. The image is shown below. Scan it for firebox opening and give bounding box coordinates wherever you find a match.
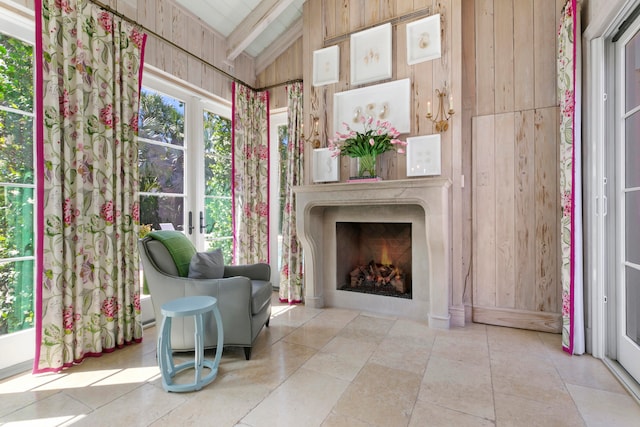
[335,222,412,299]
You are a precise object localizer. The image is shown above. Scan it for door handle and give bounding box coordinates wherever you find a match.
[188,211,194,234]
[199,211,206,234]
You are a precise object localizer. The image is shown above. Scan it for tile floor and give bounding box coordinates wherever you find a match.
[1,293,640,427]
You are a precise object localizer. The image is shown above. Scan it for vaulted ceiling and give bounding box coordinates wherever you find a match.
[176,0,305,72]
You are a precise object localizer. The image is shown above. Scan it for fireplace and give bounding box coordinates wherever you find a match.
[294,178,452,328]
[336,222,412,298]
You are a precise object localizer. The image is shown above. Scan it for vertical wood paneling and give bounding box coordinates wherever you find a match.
[336,0,350,36]
[515,110,535,310]
[475,0,495,116]
[324,0,337,39]
[136,0,156,30]
[494,112,515,308]
[349,0,364,31]
[513,0,534,111]
[396,0,414,15]
[473,115,496,307]
[533,0,557,108]
[493,0,514,113]
[534,107,558,312]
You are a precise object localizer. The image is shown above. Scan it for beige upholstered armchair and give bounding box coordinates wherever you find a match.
[138,231,272,360]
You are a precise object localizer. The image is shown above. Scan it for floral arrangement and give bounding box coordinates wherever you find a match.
[138,224,152,238]
[328,115,407,177]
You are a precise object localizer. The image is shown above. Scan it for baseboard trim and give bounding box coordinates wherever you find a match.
[472,306,561,333]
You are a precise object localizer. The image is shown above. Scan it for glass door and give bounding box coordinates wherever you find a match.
[615,22,640,383]
[0,11,36,374]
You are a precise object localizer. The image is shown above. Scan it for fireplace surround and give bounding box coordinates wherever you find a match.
[294,178,452,328]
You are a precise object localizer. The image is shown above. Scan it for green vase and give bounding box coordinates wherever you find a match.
[358,154,377,178]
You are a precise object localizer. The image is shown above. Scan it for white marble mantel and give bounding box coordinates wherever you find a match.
[294,178,452,328]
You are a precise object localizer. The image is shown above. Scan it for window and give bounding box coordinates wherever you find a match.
[0,18,35,338]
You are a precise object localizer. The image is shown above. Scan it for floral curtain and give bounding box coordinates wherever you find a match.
[34,0,146,372]
[558,0,584,355]
[279,83,304,304]
[232,83,270,264]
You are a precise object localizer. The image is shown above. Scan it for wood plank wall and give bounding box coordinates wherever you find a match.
[466,0,566,333]
[301,0,469,327]
[12,0,258,100]
[302,0,457,185]
[255,38,304,109]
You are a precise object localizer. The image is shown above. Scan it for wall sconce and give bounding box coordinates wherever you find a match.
[302,115,321,148]
[426,88,454,133]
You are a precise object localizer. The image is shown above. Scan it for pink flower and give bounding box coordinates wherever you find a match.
[101,200,115,224]
[100,104,114,127]
[132,202,140,222]
[63,198,74,225]
[257,201,268,217]
[369,138,375,146]
[397,148,405,154]
[101,297,118,320]
[562,290,571,316]
[63,306,74,333]
[129,28,145,48]
[133,293,141,312]
[97,11,112,33]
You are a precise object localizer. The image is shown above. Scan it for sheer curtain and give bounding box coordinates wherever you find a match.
[279,83,304,304]
[34,0,146,372]
[558,0,584,355]
[232,83,270,264]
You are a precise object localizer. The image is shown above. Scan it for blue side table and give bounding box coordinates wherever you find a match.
[157,296,224,392]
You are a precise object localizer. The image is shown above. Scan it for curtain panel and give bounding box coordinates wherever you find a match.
[558,0,585,355]
[279,83,304,304]
[232,83,270,264]
[35,0,146,372]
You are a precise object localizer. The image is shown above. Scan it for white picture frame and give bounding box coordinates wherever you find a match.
[406,134,441,176]
[333,78,411,134]
[350,23,392,85]
[312,148,340,183]
[406,14,442,65]
[313,45,340,87]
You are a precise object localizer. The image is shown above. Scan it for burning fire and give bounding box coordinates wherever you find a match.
[380,244,392,266]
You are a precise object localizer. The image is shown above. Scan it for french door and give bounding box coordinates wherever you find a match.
[615,19,640,383]
[0,9,36,374]
[138,72,232,322]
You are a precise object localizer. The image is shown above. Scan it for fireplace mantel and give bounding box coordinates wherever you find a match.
[294,178,452,328]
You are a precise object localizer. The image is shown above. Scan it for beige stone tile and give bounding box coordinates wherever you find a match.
[387,317,437,346]
[336,313,395,344]
[490,349,558,381]
[268,304,323,328]
[241,368,350,427]
[312,308,360,329]
[321,412,371,427]
[216,340,316,390]
[0,391,92,426]
[409,400,495,427]
[333,362,421,427]
[150,376,271,427]
[551,353,628,394]
[430,333,490,365]
[487,325,549,357]
[69,383,188,427]
[282,322,342,350]
[494,391,585,427]
[321,336,378,360]
[567,383,640,427]
[303,349,366,382]
[0,372,64,417]
[419,355,494,420]
[369,334,431,375]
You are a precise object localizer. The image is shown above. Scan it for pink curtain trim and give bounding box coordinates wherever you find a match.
[279,298,303,305]
[265,90,271,264]
[231,82,237,264]
[564,0,578,355]
[138,34,147,94]
[33,338,143,374]
[33,0,45,374]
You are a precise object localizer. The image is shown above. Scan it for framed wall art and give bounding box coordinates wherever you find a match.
[406,134,441,176]
[350,23,392,85]
[312,148,340,182]
[313,45,340,87]
[334,78,411,134]
[406,14,442,65]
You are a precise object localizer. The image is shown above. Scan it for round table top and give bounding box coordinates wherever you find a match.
[161,295,218,317]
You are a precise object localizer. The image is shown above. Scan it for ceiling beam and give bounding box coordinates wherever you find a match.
[226,0,297,61]
[254,18,303,75]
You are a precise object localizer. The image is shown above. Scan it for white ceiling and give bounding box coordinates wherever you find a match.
[176,0,305,60]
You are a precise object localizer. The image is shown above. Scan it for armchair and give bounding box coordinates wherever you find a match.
[138,231,272,360]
